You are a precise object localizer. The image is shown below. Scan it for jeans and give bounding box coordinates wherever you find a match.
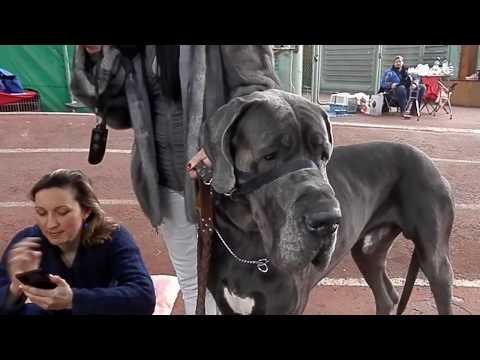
[391,84,425,113]
[158,186,217,315]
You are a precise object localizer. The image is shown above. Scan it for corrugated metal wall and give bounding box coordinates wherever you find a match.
[320,45,379,93]
[380,45,422,71]
[423,45,450,64]
[380,45,449,73]
[316,45,450,95]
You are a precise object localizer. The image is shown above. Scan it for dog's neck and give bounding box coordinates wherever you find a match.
[213,194,269,261]
[214,194,259,233]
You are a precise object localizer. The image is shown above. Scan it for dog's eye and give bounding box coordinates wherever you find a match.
[321,150,329,161]
[263,153,277,161]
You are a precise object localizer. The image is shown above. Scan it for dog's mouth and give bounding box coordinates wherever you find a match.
[274,222,340,273]
[311,224,339,268]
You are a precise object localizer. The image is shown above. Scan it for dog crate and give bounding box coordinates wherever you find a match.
[329,103,348,114]
[0,90,41,112]
[329,93,358,113]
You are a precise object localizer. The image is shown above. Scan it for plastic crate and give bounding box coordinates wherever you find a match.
[330,93,358,113]
[346,98,358,113]
[329,103,348,114]
[330,93,349,106]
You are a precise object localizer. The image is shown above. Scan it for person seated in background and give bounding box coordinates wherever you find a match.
[379,55,425,119]
[0,169,156,315]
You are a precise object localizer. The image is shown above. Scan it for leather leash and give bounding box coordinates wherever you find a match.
[194,163,214,315]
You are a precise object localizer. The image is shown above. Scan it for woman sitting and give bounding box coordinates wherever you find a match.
[0,169,156,315]
[380,55,425,119]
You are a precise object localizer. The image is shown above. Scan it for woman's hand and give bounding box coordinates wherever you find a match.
[6,237,42,297]
[186,148,212,179]
[20,275,73,311]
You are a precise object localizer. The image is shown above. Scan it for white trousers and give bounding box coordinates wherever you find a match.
[158,187,217,315]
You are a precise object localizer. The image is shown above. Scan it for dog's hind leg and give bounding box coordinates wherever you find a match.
[405,188,454,315]
[351,226,401,315]
[414,237,453,315]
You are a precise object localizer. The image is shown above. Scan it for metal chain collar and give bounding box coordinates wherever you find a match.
[213,227,270,273]
[194,164,269,273]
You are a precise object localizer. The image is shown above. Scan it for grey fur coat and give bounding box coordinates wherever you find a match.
[70,45,280,227]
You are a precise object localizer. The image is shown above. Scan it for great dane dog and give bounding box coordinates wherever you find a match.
[201,89,454,315]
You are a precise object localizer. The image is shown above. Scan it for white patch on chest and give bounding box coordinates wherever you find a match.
[223,287,255,315]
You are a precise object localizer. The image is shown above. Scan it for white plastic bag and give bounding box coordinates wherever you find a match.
[368,93,384,116]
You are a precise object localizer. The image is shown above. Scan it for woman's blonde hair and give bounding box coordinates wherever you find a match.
[29,169,118,247]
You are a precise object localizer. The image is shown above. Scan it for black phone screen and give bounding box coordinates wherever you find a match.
[16,269,57,290]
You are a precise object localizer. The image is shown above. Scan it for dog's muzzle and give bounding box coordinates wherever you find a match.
[229,160,342,273]
[272,180,341,273]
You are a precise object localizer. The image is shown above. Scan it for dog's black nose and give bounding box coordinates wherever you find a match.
[303,208,341,235]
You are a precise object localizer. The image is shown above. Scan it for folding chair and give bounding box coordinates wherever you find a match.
[420,77,439,114]
[380,90,400,114]
[420,78,457,120]
[406,79,422,120]
[433,81,457,120]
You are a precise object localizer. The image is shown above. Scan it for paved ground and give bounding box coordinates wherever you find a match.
[0,101,479,315]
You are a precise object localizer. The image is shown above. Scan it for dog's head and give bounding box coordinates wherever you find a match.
[203,89,341,274]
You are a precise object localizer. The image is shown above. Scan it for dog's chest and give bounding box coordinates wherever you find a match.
[223,286,256,315]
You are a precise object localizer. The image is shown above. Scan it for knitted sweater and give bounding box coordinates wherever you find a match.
[0,225,156,315]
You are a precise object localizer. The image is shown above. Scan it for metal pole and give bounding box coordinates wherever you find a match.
[273,46,293,92]
[312,45,322,103]
[291,45,303,95]
[63,45,73,104]
[374,45,384,94]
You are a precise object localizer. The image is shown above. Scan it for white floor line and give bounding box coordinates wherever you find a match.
[456,204,480,210]
[332,121,480,135]
[2,149,480,167]
[317,277,480,289]
[0,200,139,208]
[0,148,130,154]
[0,200,478,210]
[432,158,480,165]
[0,112,93,117]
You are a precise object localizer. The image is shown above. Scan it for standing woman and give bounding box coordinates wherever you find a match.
[70,45,280,314]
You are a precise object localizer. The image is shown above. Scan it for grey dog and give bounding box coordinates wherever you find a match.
[202,89,454,315]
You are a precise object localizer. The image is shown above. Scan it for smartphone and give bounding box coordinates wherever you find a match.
[16,269,57,290]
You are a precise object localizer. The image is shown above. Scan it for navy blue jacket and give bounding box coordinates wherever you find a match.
[380,65,412,92]
[0,225,156,315]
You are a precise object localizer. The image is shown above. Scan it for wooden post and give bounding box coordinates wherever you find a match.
[458,45,479,79]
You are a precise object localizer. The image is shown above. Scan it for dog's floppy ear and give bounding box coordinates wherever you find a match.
[202,92,266,194]
[282,92,334,160]
[319,104,333,149]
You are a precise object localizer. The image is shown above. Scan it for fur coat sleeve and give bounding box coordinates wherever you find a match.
[220,45,281,98]
[70,45,132,130]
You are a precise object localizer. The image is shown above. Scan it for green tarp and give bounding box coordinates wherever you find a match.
[0,45,74,112]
